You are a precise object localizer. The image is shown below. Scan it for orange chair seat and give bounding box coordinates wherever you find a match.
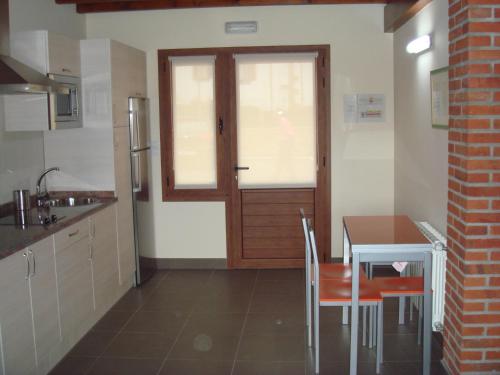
[373,276,424,296]
[314,263,368,280]
[319,279,382,304]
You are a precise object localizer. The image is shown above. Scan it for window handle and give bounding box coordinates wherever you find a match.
[234,166,250,171]
[218,117,224,135]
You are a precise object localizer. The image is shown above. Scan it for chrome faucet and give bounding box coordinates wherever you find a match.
[36,167,60,207]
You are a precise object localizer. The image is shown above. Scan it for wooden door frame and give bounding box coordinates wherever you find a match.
[226,45,331,269]
[157,45,331,268]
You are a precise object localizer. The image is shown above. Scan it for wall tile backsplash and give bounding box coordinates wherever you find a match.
[0,97,45,204]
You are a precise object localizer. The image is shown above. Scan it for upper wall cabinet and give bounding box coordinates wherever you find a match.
[1,31,82,132]
[10,30,81,77]
[81,39,147,128]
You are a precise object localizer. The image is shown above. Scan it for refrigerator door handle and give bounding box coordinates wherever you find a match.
[130,110,139,150]
[134,112,140,149]
[132,152,141,193]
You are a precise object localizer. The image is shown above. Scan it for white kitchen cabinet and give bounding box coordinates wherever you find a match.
[81,39,146,129]
[27,237,62,375]
[79,39,145,288]
[1,30,81,132]
[10,30,81,76]
[0,203,126,374]
[54,220,94,349]
[111,40,147,127]
[89,204,120,315]
[113,127,136,285]
[0,251,37,375]
[0,236,62,375]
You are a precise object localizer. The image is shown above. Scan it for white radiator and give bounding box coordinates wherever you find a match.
[411,221,447,332]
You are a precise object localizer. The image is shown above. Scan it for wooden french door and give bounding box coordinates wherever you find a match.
[226,45,331,269]
[158,45,330,268]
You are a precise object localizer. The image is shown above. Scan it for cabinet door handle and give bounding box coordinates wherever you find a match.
[62,68,72,73]
[23,252,30,280]
[68,229,79,237]
[89,243,93,260]
[29,250,36,277]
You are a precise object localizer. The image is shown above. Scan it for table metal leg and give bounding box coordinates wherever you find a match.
[362,306,367,346]
[342,306,349,325]
[399,296,406,325]
[369,306,373,348]
[376,301,383,373]
[350,252,360,375]
[372,305,377,348]
[422,252,432,375]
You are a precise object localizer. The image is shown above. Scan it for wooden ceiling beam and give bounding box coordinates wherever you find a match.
[383,0,431,32]
[54,0,390,13]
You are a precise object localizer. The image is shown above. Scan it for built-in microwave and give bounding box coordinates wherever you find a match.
[48,74,82,130]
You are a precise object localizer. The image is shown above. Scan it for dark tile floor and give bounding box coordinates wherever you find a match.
[50,269,448,375]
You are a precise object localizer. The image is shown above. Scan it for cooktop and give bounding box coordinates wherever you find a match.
[0,208,66,228]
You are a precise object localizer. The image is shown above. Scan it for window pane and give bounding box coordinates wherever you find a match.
[236,53,317,189]
[171,56,217,189]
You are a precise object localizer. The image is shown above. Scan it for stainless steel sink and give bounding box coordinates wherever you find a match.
[45,197,100,207]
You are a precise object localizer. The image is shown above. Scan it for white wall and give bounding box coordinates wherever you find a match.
[0,0,85,204]
[9,0,85,39]
[394,0,448,235]
[86,5,395,259]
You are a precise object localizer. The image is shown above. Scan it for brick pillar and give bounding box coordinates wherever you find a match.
[445,1,500,374]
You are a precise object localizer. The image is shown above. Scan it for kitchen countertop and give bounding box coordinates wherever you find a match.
[0,198,117,261]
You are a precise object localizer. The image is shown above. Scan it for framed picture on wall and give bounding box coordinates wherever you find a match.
[430,67,449,129]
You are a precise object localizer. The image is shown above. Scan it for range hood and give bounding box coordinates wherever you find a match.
[0,55,68,94]
[0,0,66,95]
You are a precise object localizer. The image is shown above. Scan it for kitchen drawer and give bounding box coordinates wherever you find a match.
[54,220,88,251]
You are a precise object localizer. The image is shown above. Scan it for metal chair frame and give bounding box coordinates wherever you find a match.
[306,220,383,374]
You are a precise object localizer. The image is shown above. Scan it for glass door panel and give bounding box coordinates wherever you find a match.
[171,56,217,189]
[235,53,317,189]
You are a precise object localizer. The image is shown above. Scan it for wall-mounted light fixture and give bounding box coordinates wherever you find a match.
[225,21,258,34]
[406,35,431,54]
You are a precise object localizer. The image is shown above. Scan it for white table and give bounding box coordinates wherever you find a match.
[343,215,433,375]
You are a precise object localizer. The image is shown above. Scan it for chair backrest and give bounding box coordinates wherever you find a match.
[300,208,310,259]
[308,225,320,289]
[300,208,320,288]
[300,208,312,287]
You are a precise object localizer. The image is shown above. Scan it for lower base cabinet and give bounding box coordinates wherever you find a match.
[89,205,120,316]
[55,223,94,349]
[0,203,132,375]
[0,250,37,375]
[28,237,62,375]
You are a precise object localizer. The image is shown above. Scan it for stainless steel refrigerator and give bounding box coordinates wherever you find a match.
[129,97,155,285]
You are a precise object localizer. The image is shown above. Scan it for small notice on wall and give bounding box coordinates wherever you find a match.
[430,67,449,129]
[343,94,386,123]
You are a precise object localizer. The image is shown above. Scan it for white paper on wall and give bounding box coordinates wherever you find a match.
[357,94,385,123]
[343,93,386,124]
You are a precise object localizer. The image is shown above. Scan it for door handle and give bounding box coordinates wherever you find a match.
[234,166,250,171]
[28,250,35,277]
[218,117,224,135]
[23,252,30,280]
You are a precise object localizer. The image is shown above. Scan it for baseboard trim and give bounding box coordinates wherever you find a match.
[149,258,228,270]
[330,257,343,263]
